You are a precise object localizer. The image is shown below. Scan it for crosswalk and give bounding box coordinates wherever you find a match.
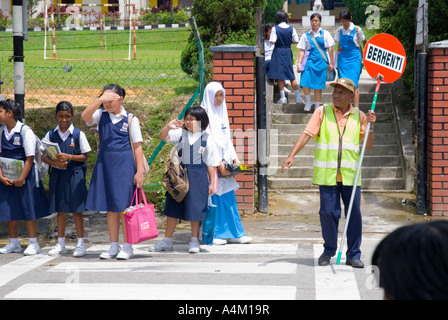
[0,239,384,300]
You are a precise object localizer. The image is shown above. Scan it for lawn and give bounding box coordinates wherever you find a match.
[0,27,191,67]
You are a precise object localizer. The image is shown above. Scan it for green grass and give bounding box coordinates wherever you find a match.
[0,28,190,65]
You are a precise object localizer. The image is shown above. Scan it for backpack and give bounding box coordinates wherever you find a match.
[21,125,49,185]
[0,124,48,186]
[162,146,189,203]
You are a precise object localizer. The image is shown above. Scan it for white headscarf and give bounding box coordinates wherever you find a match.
[200,82,237,162]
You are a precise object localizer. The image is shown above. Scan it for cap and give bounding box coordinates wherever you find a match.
[329,78,356,93]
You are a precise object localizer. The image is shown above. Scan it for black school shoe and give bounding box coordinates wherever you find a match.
[346,258,365,268]
[318,253,331,266]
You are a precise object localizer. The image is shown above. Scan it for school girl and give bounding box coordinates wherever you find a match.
[297,13,335,112]
[267,10,304,105]
[264,23,275,75]
[81,84,145,260]
[0,99,50,255]
[151,106,220,253]
[200,82,252,245]
[335,10,367,109]
[42,101,91,257]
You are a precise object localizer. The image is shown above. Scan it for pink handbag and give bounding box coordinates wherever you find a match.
[124,188,158,244]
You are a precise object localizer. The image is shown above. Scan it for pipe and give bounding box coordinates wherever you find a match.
[256,55,268,213]
[417,52,428,215]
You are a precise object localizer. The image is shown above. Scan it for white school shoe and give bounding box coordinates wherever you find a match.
[276,97,287,104]
[117,246,134,260]
[72,245,86,257]
[227,236,253,244]
[99,245,120,259]
[213,239,227,245]
[304,100,313,112]
[296,95,304,104]
[23,242,41,256]
[149,238,173,252]
[188,241,200,254]
[0,241,22,254]
[48,244,67,256]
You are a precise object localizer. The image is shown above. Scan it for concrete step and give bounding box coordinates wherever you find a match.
[267,177,405,190]
[271,144,400,156]
[268,166,403,179]
[271,101,394,114]
[271,122,396,134]
[272,112,394,124]
[269,154,402,167]
[275,133,399,145]
[273,91,392,104]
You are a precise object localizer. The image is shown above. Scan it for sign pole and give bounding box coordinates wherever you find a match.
[334,33,406,265]
[336,75,382,265]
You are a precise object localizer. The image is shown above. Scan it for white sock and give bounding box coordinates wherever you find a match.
[122,243,133,251]
[294,90,300,97]
[314,102,320,109]
[77,238,84,247]
[280,90,285,99]
[10,237,19,245]
[58,237,65,247]
[163,237,173,244]
[29,238,37,244]
[190,237,199,243]
[305,95,312,102]
[110,242,120,249]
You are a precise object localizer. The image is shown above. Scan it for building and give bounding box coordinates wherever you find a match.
[286,0,348,22]
[0,1,193,18]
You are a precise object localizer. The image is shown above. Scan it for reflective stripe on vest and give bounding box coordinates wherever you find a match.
[312,104,361,186]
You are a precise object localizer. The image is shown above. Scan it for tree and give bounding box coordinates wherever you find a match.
[181,0,267,82]
[371,0,448,94]
[264,0,285,24]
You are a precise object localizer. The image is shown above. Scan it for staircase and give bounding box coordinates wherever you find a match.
[266,76,408,192]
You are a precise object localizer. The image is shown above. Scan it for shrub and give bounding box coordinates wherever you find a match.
[181,0,267,83]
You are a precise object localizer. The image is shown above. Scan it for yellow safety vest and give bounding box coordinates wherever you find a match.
[312,104,361,186]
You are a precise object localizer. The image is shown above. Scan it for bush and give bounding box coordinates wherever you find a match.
[181,0,267,83]
[264,0,285,24]
[139,5,190,25]
[370,0,448,96]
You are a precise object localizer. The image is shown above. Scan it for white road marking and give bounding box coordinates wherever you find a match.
[313,244,361,300]
[5,283,297,300]
[0,253,57,287]
[49,261,297,274]
[86,243,298,255]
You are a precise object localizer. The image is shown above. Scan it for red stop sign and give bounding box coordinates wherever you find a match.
[363,33,407,83]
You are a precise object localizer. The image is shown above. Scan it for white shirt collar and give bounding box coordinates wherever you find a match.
[7,120,22,134]
[308,27,322,36]
[55,123,74,134]
[343,22,355,31]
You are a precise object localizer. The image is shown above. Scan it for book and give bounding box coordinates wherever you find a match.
[219,163,253,177]
[41,138,62,162]
[0,157,24,181]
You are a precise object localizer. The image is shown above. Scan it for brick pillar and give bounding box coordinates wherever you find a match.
[427,41,448,216]
[209,44,256,213]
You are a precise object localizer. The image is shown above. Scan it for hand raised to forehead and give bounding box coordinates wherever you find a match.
[99,90,121,102]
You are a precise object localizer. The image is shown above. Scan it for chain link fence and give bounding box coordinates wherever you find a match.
[0,55,200,209]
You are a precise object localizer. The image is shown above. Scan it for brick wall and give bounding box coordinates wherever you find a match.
[427,44,448,216]
[209,45,256,213]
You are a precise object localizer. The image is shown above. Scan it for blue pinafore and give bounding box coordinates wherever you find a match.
[0,125,50,221]
[300,30,328,90]
[48,127,87,214]
[86,111,135,213]
[164,131,210,222]
[337,27,362,87]
[267,25,295,81]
